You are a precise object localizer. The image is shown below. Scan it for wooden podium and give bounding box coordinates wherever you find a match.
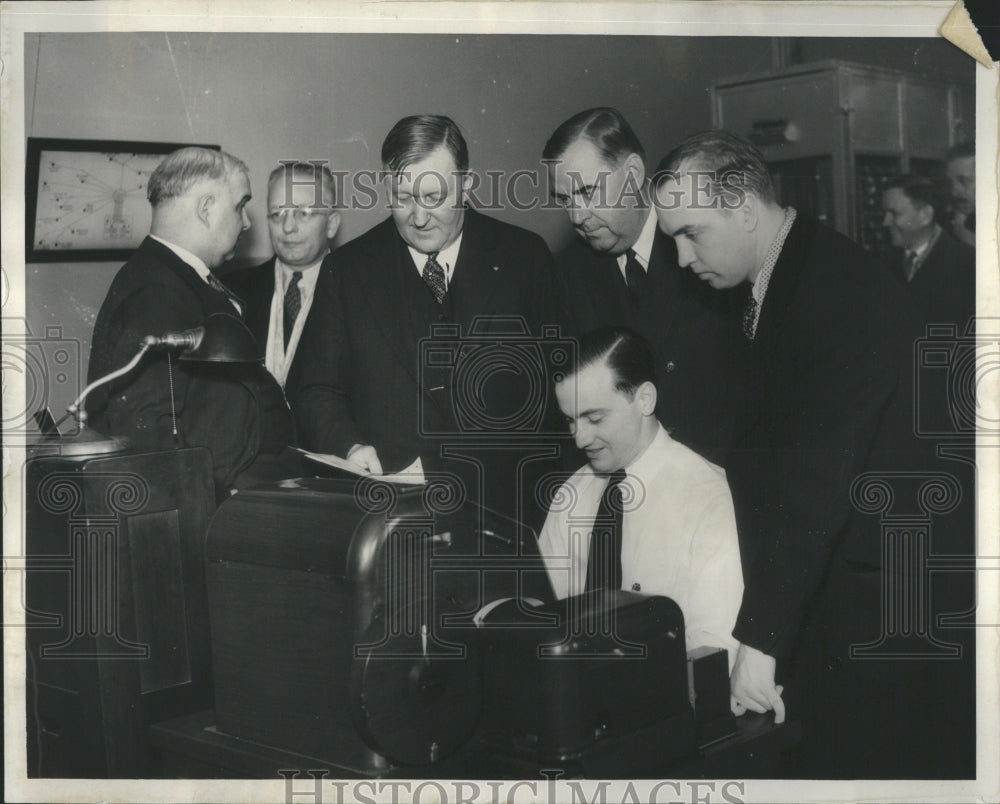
[24,445,216,777]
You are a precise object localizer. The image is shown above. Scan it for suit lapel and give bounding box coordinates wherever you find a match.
[753,215,811,352]
[249,259,276,349]
[734,216,813,440]
[449,209,505,324]
[144,237,238,318]
[640,228,684,339]
[357,219,423,383]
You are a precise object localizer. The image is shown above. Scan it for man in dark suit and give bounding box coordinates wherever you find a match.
[882,174,975,328]
[87,147,296,502]
[294,115,561,524]
[543,108,743,466]
[655,131,972,778]
[225,162,340,397]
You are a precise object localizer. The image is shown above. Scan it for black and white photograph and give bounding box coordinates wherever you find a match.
[2,1,998,802]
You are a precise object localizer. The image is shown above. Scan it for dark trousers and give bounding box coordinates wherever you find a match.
[783,556,975,779]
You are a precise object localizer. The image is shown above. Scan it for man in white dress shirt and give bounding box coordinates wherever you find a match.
[225,162,340,396]
[537,326,744,666]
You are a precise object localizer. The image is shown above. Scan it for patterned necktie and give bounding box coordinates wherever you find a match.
[584,469,627,592]
[624,249,646,310]
[207,273,244,317]
[742,293,758,341]
[283,271,303,348]
[422,252,447,304]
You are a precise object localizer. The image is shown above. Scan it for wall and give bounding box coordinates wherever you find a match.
[23,32,973,417]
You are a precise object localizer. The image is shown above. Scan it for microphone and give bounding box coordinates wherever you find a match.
[142,326,206,352]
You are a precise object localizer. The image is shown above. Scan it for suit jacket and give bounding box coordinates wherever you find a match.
[889,227,975,330]
[554,226,745,466]
[730,219,977,778]
[87,237,297,500]
[726,216,924,660]
[223,253,335,399]
[292,209,563,522]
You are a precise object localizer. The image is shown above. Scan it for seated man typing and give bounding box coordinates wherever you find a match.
[537,326,744,666]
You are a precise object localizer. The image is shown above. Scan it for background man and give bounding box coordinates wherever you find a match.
[543,108,743,466]
[225,162,340,395]
[294,115,561,524]
[87,147,296,502]
[654,131,971,778]
[881,174,974,327]
[945,141,975,248]
[537,326,743,663]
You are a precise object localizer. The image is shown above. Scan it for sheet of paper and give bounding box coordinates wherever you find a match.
[295,448,426,485]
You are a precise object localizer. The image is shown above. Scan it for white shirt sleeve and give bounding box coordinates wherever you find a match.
[681,486,744,671]
[537,494,572,601]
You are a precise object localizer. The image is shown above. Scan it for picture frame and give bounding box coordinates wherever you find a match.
[25,137,218,262]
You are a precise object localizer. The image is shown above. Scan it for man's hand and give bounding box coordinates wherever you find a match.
[730,643,785,724]
[347,444,383,475]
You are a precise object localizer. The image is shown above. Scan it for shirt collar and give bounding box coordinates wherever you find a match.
[751,207,797,309]
[408,232,463,282]
[621,423,670,486]
[617,205,657,271]
[150,234,211,280]
[276,251,327,292]
[908,224,941,259]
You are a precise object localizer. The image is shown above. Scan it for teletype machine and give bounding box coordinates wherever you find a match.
[26,461,797,779]
[26,391,796,780]
[165,477,793,778]
[26,463,798,778]
[198,477,734,776]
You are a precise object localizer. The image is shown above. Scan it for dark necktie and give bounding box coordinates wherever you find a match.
[422,252,447,304]
[283,270,303,348]
[206,273,244,317]
[623,249,646,310]
[903,250,919,282]
[584,469,627,592]
[741,293,758,341]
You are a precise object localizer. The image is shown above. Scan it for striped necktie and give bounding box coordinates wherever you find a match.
[283,271,303,347]
[206,273,244,316]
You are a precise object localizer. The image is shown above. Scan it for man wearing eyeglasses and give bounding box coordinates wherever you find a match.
[544,108,744,467]
[226,162,341,397]
[294,115,562,524]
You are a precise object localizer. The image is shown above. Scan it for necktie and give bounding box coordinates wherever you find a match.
[207,273,244,317]
[742,293,758,341]
[903,250,919,282]
[283,271,303,348]
[422,252,447,304]
[584,469,627,592]
[623,249,646,310]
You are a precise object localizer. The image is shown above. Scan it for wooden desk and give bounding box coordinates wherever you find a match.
[150,709,800,780]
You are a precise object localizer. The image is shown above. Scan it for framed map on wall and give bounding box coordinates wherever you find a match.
[25,138,218,262]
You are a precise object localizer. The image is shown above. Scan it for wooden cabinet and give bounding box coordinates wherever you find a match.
[25,447,215,777]
[712,60,962,256]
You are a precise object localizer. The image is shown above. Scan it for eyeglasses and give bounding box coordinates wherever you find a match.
[266,207,333,224]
